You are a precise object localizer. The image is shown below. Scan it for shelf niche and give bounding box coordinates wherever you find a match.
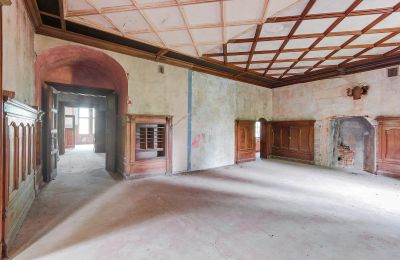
[123,115,172,178]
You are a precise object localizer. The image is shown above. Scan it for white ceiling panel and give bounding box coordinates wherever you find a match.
[249,63,268,69]
[295,18,336,35]
[278,52,303,60]
[228,55,249,63]
[316,35,353,47]
[94,0,132,9]
[295,60,319,67]
[225,0,265,23]
[144,7,185,30]
[304,50,332,58]
[260,22,296,37]
[271,62,293,68]
[320,59,346,66]
[106,11,150,33]
[350,33,391,45]
[184,2,221,26]
[252,53,275,61]
[285,38,316,49]
[228,42,253,53]
[309,0,354,14]
[364,46,397,55]
[159,30,192,46]
[385,34,400,43]
[289,68,308,74]
[271,0,309,17]
[80,15,115,30]
[333,14,381,32]
[67,0,93,11]
[354,0,400,11]
[255,40,284,51]
[373,12,400,30]
[128,32,163,46]
[191,27,223,44]
[332,48,364,57]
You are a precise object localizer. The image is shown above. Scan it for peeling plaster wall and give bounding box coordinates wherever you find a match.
[3,1,35,104]
[272,69,400,166]
[34,35,273,173]
[191,72,272,171]
[35,35,189,173]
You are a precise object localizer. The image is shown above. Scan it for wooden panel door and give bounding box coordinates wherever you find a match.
[64,115,75,149]
[235,120,256,163]
[377,117,400,176]
[105,93,117,172]
[94,110,106,153]
[42,85,59,182]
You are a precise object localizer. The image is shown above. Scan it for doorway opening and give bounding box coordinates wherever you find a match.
[41,83,117,184]
[255,121,261,158]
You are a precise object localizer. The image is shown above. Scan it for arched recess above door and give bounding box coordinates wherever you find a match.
[35,45,128,114]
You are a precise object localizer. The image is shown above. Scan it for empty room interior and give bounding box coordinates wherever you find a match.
[1,0,400,259]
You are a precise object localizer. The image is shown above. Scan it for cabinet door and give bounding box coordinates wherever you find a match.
[378,118,400,175]
[235,120,256,163]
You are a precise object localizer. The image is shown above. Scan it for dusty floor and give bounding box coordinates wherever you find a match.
[9,146,400,260]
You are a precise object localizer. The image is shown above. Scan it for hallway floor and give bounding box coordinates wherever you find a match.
[9,150,400,260]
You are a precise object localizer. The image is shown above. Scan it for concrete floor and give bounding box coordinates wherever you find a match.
[9,147,400,260]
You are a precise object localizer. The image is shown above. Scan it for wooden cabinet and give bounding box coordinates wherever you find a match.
[377,117,400,176]
[269,120,315,163]
[122,115,172,178]
[235,120,256,163]
[2,92,41,255]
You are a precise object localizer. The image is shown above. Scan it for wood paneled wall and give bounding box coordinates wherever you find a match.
[2,92,41,256]
[269,120,315,163]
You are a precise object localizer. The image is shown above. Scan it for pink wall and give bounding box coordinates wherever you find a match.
[35,45,129,114]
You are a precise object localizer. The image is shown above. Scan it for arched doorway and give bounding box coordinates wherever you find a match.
[35,45,128,183]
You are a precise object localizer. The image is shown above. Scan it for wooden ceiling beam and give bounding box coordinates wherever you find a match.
[266,7,399,23]
[228,28,400,44]
[65,0,223,17]
[205,42,400,57]
[280,0,363,78]
[262,0,316,76]
[305,2,400,74]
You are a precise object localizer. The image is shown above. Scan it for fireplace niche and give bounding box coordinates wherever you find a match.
[331,117,376,173]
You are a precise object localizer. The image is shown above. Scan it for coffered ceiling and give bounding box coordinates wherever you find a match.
[25,0,400,87]
[63,0,297,57]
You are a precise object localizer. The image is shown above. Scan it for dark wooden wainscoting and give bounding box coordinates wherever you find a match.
[2,92,41,256]
[122,114,172,178]
[377,117,400,177]
[268,120,315,163]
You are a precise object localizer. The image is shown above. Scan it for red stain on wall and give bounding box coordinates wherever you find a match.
[35,45,128,114]
[192,133,205,148]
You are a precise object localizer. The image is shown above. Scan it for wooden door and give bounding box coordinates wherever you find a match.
[64,115,75,149]
[42,85,59,182]
[377,117,400,176]
[94,110,106,153]
[105,93,117,172]
[235,120,256,163]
